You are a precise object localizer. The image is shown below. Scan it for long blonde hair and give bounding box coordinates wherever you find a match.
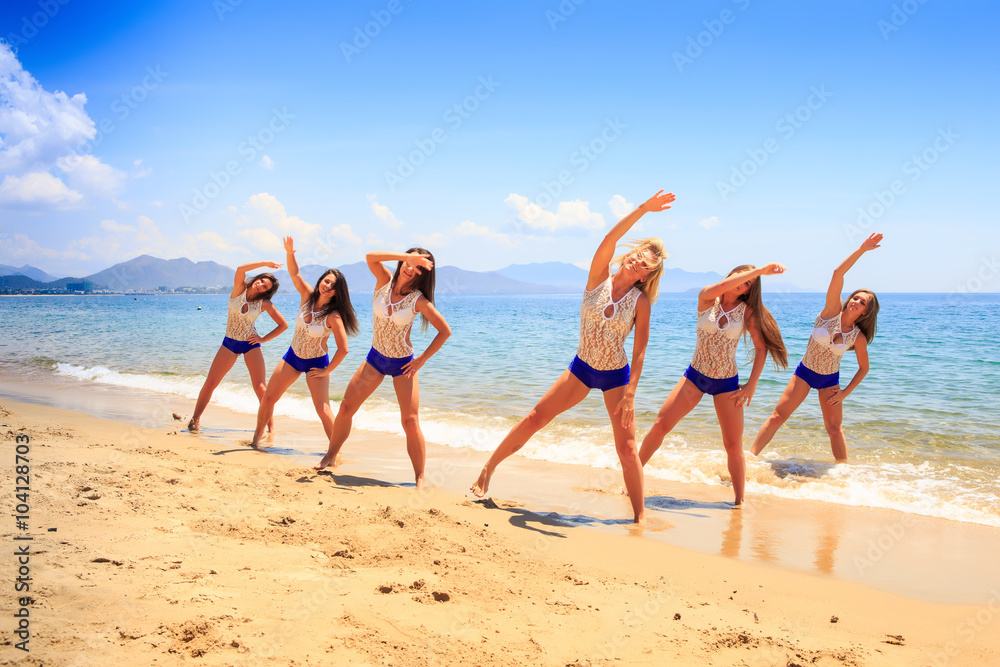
[613,238,668,303]
[728,264,788,369]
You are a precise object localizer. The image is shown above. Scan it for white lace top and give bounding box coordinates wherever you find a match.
[800,313,860,376]
[225,291,263,341]
[690,299,746,379]
[576,276,641,371]
[372,282,421,358]
[290,303,332,359]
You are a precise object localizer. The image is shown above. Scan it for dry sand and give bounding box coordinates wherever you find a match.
[1,398,998,666]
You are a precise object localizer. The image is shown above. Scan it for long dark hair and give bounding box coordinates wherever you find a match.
[844,289,879,347]
[729,264,788,370]
[307,269,359,336]
[245,272,279,301]
[392,247,436,333]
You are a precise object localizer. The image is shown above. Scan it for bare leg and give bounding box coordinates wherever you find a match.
[602,386,644,523]
[250,361,300,447]
[714,393,746,507]
[243,348,273,433]
[818,386,848,462]
[638,377,704,466]
[750,375,811,456]
[314,362,384,470]
[305,372,335,442]
[471,370,590,497]
[188,346,239,431]
[392,372,425,489]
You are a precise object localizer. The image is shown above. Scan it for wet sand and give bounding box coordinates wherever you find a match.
[1,391,999,665]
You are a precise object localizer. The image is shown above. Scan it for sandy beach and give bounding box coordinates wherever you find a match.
[0,396,997,666]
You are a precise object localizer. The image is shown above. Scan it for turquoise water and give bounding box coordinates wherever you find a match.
[2,292,998,526]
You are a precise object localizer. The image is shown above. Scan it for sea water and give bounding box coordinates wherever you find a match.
[2,291,997,527]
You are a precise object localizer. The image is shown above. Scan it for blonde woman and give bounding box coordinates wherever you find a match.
[471,190,675,523]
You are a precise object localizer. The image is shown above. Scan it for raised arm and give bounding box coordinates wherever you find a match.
[401,296,451,378]
[587,190,675,290]
[232,260,282,296]
[283,236,312,301]
[366,251,434,291]
[698,263,785,310]
[821,233,882,319]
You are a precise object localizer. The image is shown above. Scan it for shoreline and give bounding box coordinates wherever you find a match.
[2,397,999,665]
[2,370,999,607]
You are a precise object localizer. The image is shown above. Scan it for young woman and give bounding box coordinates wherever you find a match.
[249,236,359,447]
[470,190,675,524]
[638,262,789,507]
[187,261,287,432]
[313,248,451,488]
[751,233,882,462]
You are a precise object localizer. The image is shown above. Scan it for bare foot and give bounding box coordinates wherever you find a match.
[267,419,275,434]
[733,501,743,510]
[415,474,425,490]
[186,418,199,432]
[471,466,493,497]
[313,452,337,471]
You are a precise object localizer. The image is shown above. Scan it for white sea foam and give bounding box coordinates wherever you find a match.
[54,362,1000,528]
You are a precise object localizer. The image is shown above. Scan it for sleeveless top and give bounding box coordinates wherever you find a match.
[225,291,264,341]
[800,312,860,375]
[290,302,333,359]
[372,281,422,358]
[690,299,747,379]
[576,275,641,371]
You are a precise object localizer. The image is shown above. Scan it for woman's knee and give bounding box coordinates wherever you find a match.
[523,408,550,432]
[401,413,419,431]
[824,420,844,437]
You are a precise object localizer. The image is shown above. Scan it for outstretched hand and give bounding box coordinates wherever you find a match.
[263,261,283,269]
[642,190,676,214]
[761,262,787,276]
[860,233,883,252]
[283,236,295,254]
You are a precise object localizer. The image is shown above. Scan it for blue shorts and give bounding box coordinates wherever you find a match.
[568,356,630,392]
[683,365,739,396]
[366,347,413,377]
[282,347,329,374]
[794,362,840,390]
[222,336,260,355]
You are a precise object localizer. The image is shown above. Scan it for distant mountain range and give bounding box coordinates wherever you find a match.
[0,255,817,294]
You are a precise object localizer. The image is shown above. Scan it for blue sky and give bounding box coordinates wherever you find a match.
[1,0,997,292]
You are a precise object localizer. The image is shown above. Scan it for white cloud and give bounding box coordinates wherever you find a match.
[232,193,359,259]
[132,159,152,178]
[100,219,135,233]
[368,193,403,229]
[0,172,83,209]
[608,194,634,220]
[57,154,127,197]
[415,232,449,247]
[0,43,95,173]
[151,200,164,207]
[504,193,605,233]
[259,155,274,170]
[452,220,514,247]
[327,223,362,246]
[0,232,89,262]
[193,231,249,255]
[698,216,721,230]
